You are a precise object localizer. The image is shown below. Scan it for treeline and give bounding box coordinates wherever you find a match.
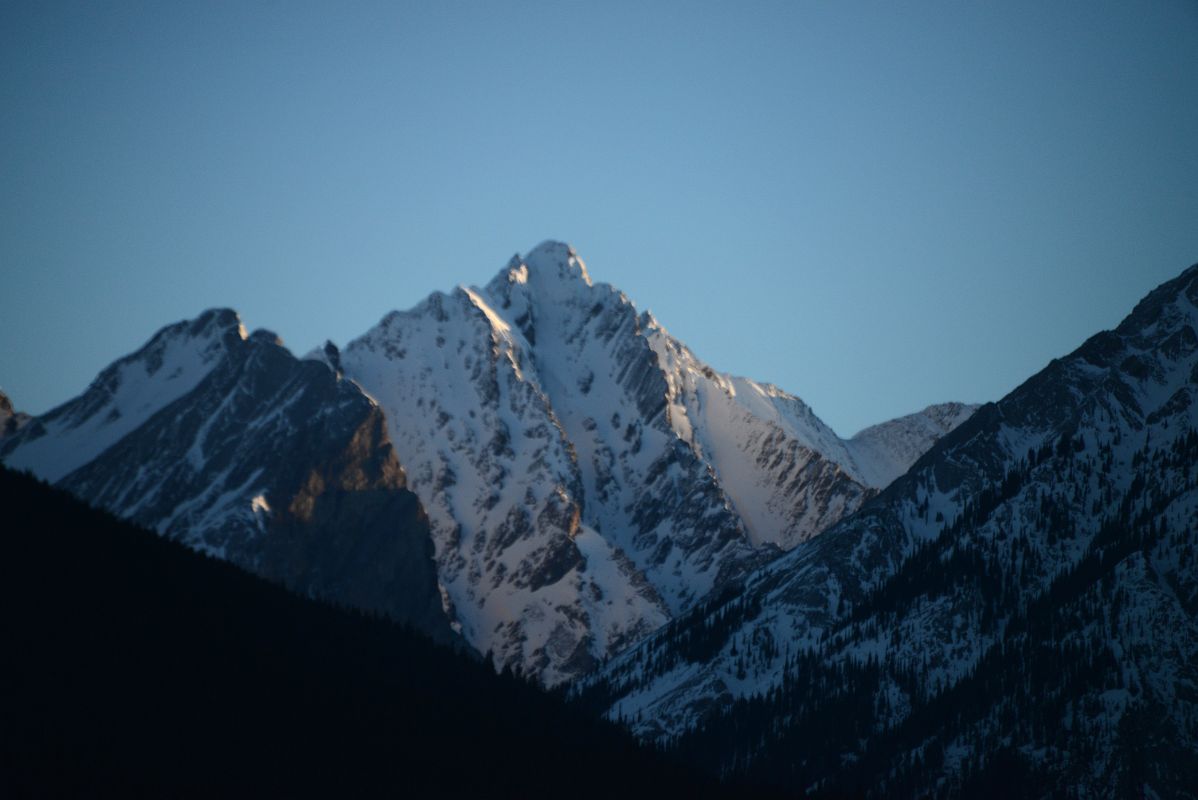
[661,425,1198,797]
[574,583,765,718]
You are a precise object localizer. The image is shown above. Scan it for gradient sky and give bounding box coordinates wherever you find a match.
[2,1,1197,436]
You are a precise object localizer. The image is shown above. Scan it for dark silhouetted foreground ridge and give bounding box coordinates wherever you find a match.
[0,466,756,798]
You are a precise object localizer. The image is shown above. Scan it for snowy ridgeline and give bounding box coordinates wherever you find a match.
[578,262,1198,798]
[0,310,452,643]
[0,241,974,686]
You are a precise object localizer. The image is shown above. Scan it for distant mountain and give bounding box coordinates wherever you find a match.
[0,466,743,798]
[580,263,1198,797]
[331,241,974,682]
[0,310,451,643]
[846,401,978,488]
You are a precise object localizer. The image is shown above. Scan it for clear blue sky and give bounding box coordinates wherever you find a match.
[2,1,1196,436]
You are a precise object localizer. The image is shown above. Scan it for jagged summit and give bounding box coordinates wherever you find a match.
[524,239,591,284]
[195,306,241,326]
[1119,260,1198,330]
[1,307,452,643]
[4,309,247,483]
[247,328,283,346]
[333,241,974,682]
[183,307,247,341]
[492,240,592,295]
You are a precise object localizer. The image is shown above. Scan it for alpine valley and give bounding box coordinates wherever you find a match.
[4,243,1196,798]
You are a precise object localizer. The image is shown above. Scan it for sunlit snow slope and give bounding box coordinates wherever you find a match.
[335,241,974,683]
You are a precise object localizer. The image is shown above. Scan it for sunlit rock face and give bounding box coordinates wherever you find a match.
[0,390,31,439]
[335,241,974,684]
[1,309,453,644]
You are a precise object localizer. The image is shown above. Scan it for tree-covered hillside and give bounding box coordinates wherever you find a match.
[0,466,750,798]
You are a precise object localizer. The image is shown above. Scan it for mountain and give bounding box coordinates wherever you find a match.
[0,309,451,643]
[846,401,978,488]
[0,242,972,684]
[0,466,749,798]
[332,241,975,683]
[581,263,1198,797]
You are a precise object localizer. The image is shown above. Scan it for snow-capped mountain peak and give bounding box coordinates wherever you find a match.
[336,242,974,681]
[4,309,243,483]
[2,308,453,642]
[519,239,592,287]
[0,241,975,686]
[846,401,981,488]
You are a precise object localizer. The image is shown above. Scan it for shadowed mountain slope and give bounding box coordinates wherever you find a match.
[0,466,759,798]
[581,262,1198,798]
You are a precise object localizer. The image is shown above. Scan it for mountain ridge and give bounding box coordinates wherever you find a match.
[579,260,1198,797]
[0,240,975,684]
[0,308,454,643]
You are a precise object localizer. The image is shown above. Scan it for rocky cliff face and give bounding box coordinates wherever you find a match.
[2,310,451,643]
[0,391,31,439]
[334,241,973,684]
